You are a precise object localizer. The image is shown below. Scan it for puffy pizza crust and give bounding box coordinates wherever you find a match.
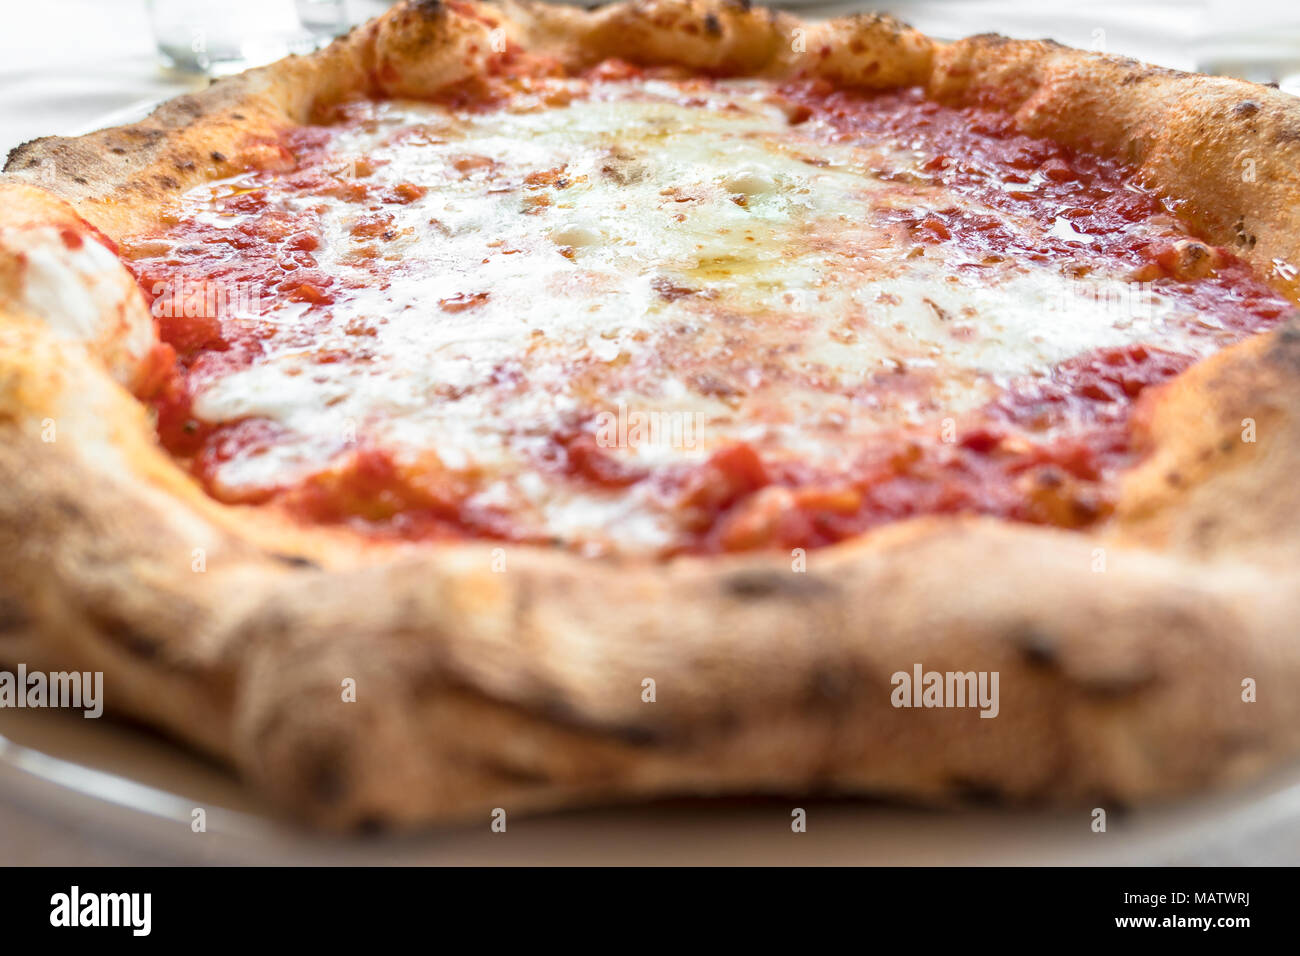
[2,0,1300,828]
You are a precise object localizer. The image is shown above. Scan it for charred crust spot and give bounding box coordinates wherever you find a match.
[3,140,40,172]
[703,12,722,37]
[84,608,164,661]
[583,715,662,747]
[725,0,753,11]
[947,776,1004,806]
[270,552,320,570]
[1092,794,1131,818]
[1013,625,1059,668]
[967,32,1014,46]
[1280,316,1300,341]
[1266,318,1300,373]
[412,0,444,18]
[724,570,833,600]
[536,689,581,727]
[354,814,390,836]
[608,722,663,747]
[302,743,350,806]
[109,146,127,155]
[230,112,246,121]
[1018,629,1154,695]
[1121,62,1175,81]
[210,150,227,163]
[125,127,165,145]
[1078,671,1156,699]
[157,175,180,190]
[52,494,84,521]
[107,630,161,661]
[0,597,30,634]
[806,663,854,706]
[1233,100,1261,118]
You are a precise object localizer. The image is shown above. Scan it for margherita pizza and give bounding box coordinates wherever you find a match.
[2,0,1300,828]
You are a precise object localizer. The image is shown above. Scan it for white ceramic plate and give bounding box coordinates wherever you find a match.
[4,701,1300,864]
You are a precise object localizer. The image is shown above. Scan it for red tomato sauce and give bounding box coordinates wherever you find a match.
[123,70,1295,553]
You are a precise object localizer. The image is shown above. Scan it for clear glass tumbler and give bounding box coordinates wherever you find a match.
[147,0,350,76]
[1195,0,1300,95]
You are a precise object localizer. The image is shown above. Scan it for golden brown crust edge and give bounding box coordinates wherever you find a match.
[0,0,1298,829]
[927,35,1300,299]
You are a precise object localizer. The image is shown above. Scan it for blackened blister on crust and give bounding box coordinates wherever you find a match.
[1012,625,1061,668]
[1075,669,1158,700]
[270,552,322,570]
[804,662,857,707]
[84,610,165,662]
[946,776,1006,806]
[0,597,30,635]
[723,569,835,600]
[303,744,352,806]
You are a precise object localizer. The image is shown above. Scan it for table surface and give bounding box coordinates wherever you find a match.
[0,0,1295,866]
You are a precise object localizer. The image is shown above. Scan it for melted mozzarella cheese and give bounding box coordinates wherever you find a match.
[2,225,154,386]
[168,80,1224,553]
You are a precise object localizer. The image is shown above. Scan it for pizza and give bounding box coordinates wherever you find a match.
[3,0,1300,829]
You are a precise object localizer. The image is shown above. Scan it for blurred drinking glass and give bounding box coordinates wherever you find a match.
[1196,0,1300,96]
[147,0,350,76]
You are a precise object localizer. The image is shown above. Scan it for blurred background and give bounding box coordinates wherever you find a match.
[1,0,1298,156]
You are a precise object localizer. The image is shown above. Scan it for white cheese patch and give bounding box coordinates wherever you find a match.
[2,225,154,386]
[157,80,1231,552]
